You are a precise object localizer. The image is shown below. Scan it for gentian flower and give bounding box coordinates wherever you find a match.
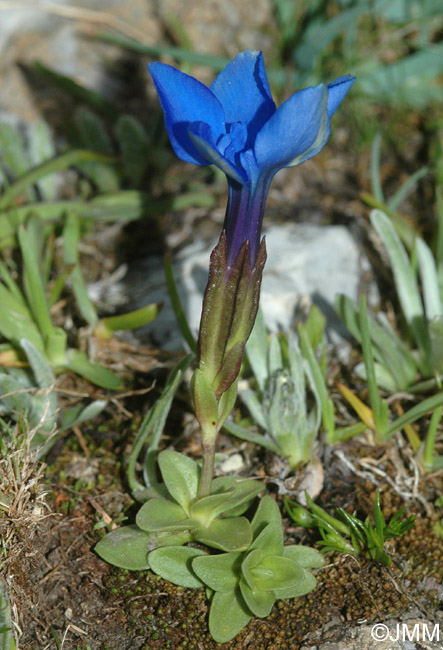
[149,50,355,266]
[149,51,355,498]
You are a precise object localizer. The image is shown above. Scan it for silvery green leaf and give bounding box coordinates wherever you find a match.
[371,209,430,364]
[0,579,15,650]
[245,308,268,393]
[60,400,107,431]
[28,121,57,200]
[429,317,443,370]
[210,477,264,517]
[148,546,206,588]
[239,388,267,429]
[19,339,54,389]
[416,237,442,320]
[267,333,283,375]
[115,115,150,185]
[222,420,280,453]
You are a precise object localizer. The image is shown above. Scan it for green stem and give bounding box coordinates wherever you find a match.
[198,435,216,498]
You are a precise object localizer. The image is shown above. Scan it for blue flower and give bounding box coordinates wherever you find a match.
[149,51,355,265]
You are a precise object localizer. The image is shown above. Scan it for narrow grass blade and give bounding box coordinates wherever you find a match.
[370,133,384,203]
[416,237,442,320]
[388,166,429,212]
[337,383,374,429]
[223,420,280,453]
[386,392,443,438]
[0,580,16,650]
[33,61,118,120]
[0,150,116,210]
[423,405,443,471]
[164,254,197,353]
[298,324,335,440]
[245,308,268,394]
[126,354,192,495]
[64,349,122,390]
[18,226,54,341]
[359,294,389,435]
[63,214,98,326]
[95,302,163,338]
[371,209,431,371]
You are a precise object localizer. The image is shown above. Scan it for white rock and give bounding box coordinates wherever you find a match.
[123,222,374,350]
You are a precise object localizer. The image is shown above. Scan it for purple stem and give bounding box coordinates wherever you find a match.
[223,171,273,267]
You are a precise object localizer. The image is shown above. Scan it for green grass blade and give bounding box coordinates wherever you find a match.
[370,133,384,203]
[223,420,280,453]
[416,237,442,320]
[96,303,163,338]
[32,61,118,120]
[359,294,389,435]
[423,405,443,470]
[298,324,335,440]
[164,254,197,353]
[0,150,116,210]
[386,392,443,438]
[371,209,431,370]
[388,166,429,212]
[18,226,54,341]
[63,214,98,326]
[0,579,16,650]
[0,284,44,351]
[64,349,122,390]
[245,308,268,394]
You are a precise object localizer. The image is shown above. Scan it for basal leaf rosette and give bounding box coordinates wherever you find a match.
[136,450,263,552]
[95,450,263,570]
[191,496,324,643]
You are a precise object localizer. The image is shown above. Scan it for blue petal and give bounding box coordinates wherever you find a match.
[327,75,356,118]
[210,51,276,148]
[188,122,248,184]
[148,62,226,165]
[254,85,329,171]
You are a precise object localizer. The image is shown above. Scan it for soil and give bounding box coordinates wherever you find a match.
[1,417,442,650]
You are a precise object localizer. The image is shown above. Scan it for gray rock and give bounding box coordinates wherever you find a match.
[301,619,442,650]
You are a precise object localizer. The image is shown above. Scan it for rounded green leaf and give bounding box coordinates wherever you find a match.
[249,522,283,556]
[158,450,200,513]
[241,548,263,590]
[95,525,150,570]
[251,495,282,536]
[148,546,206,588]
[283,544,324,568]
[251,555,304,591]
[192,552,241,592]
[273,568,317,599]
[136,498,190,532]
[239,578,275,618]
[209,589,252,643]
[190,489,235,524]
[193,516,252,552]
